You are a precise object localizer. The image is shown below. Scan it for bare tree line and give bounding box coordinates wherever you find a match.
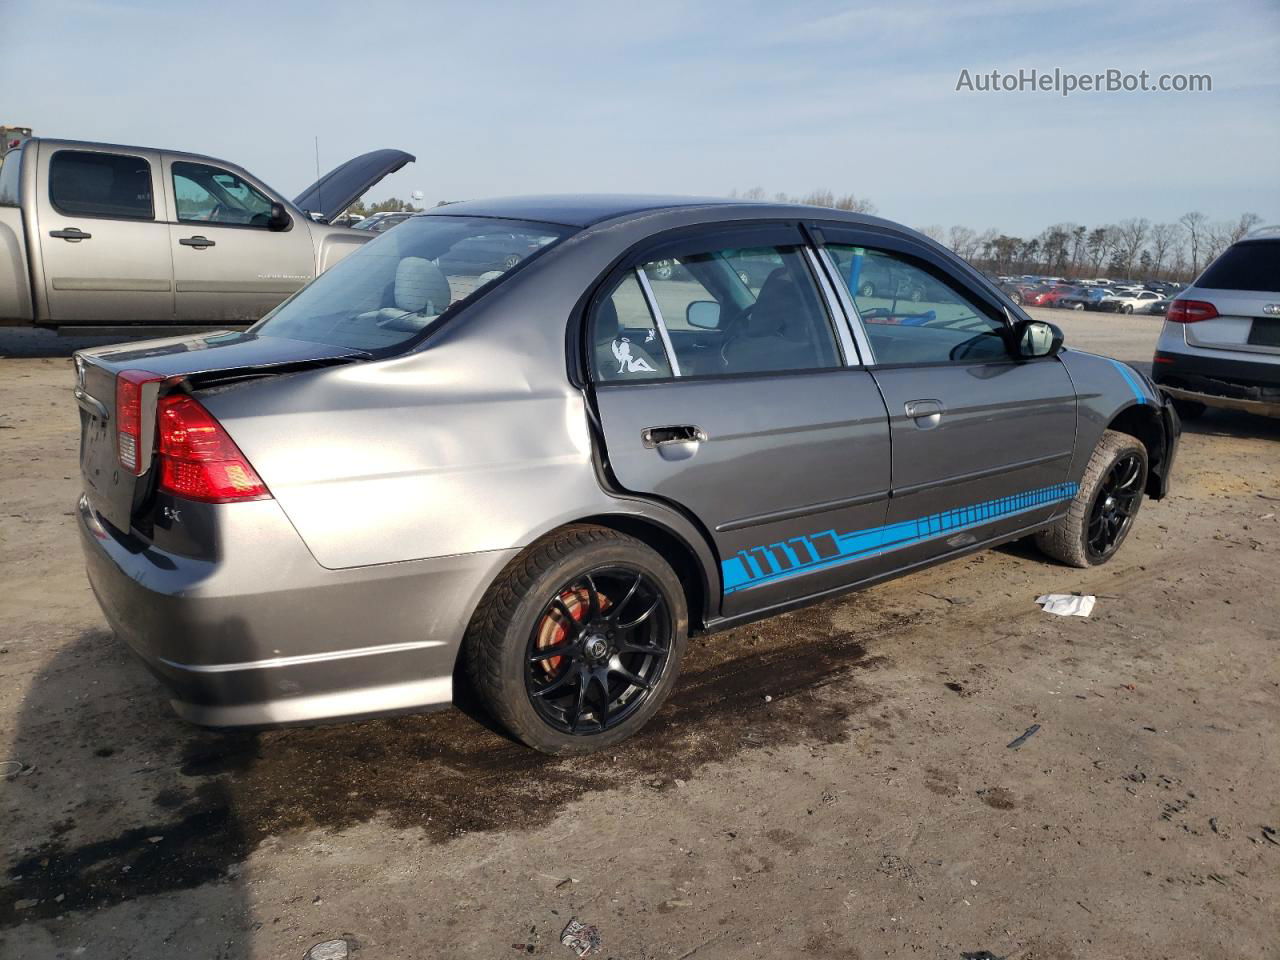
[914,213,1262,281]
[730,187,1263,282]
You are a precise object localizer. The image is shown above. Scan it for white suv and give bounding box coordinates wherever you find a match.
[1153,230,1280,420]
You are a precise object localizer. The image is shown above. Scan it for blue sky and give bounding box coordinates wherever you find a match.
[3,0,1277,235]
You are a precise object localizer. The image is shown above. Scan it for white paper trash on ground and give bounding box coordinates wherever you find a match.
[1036,594,1096,617]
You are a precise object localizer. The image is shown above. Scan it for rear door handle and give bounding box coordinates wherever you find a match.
[49,228,92,241]
[179,235,215,248]
[641,424,707,448]
[904,399,944,429]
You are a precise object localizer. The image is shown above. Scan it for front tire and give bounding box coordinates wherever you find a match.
[1035,430,1148,568]
[859,281,875,297]
[464,525,689,754]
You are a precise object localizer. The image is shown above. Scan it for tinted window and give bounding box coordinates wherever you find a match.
[828,246,1008,365]
[592,273,672,381]
[254,215,573,351]
[1197,241,1278,292]
[637,244,840,376]
[173,161,276,226]
[49,150,153,220]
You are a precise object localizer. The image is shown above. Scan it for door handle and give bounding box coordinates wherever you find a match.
[49,228,92,242]
[641,424,707,448]
[179,235,215,248]
[904,399,944,429]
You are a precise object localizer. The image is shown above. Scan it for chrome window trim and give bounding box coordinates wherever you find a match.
[634,265,682,377]
[816,245,877,365]
[803,245,862,367]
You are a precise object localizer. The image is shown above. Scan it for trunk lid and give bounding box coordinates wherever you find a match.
[1183,290,1280,357]
[293,148,415,225]
[74,331,367,533]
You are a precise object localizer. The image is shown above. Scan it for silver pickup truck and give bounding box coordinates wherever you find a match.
[0,138,413,333]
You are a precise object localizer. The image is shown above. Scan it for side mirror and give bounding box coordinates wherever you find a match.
[267,202,290,232]
[1016,319,1064,359]
[686,300,721,329]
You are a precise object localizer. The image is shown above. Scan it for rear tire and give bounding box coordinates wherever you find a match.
[1035,431,1148,568]
[464,525,688,754]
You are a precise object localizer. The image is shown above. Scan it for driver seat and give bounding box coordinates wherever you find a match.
[721,268,821,372]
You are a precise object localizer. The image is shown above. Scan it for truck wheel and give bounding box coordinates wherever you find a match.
[1035,430,1148,568]
[464,525,688,754]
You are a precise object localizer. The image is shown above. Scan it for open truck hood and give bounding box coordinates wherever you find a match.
[293,148,415,224]
[74,332,367,534]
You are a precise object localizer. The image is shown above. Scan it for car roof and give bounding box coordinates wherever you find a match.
[416,194,887,229]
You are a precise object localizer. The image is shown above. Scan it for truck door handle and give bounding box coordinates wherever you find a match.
[49,228,92,241]
[904,399,944,429]
[179,235,216,248]
[641,425,707,448]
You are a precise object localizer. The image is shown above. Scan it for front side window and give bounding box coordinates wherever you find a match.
[173,161,276,227]
[254,215,574,351]
[596,243,839,379]
[827,245,1008,364]
[49,150,154,220]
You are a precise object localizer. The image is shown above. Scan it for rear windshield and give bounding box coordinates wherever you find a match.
[253,215,575,351]
[1196,240,1278,292]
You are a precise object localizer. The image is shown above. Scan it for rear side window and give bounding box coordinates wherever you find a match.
[1197,240,1279,292]
[593,273,672,381]
[596,243,840,379]
[49,150,154,220]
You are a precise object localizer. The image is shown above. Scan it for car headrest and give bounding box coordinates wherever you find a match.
[596,297,619,341]
[749,268,800,337]
[395,257,451,314]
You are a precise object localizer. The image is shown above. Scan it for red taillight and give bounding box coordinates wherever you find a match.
[116,370,164,475]
[156,394,270,503]
[1166,299,1218,324]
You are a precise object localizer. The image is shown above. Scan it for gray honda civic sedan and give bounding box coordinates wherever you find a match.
[75,196,1180,753]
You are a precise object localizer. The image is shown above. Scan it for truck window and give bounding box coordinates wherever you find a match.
[49,150,154,220]
[173,161,276,228]
[0,149,20,206]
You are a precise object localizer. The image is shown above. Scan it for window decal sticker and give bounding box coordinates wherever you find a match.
[612,338,656,375]
[722,482,1079,593]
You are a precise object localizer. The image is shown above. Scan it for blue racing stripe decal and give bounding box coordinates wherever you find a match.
[1107,358,1149,405]
[722,482,1078,594]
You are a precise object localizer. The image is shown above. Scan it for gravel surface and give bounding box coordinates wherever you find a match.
[1,312,1277,959]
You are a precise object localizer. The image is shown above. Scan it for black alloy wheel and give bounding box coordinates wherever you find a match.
[1085,452,1144,561]
[524,566,673,735]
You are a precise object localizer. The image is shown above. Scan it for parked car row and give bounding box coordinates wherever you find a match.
[993,275,1178,315]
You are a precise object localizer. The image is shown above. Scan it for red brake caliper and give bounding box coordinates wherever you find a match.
[536,588,610,676]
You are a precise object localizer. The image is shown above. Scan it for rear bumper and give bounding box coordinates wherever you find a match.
[78,495,518,727]
[1152,349,1280,418]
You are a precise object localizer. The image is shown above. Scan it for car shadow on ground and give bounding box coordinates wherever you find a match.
[1180,407,1280,441]
[1,600,885,956]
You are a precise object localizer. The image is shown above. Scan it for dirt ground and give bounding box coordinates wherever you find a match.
[1,312,1277,960]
